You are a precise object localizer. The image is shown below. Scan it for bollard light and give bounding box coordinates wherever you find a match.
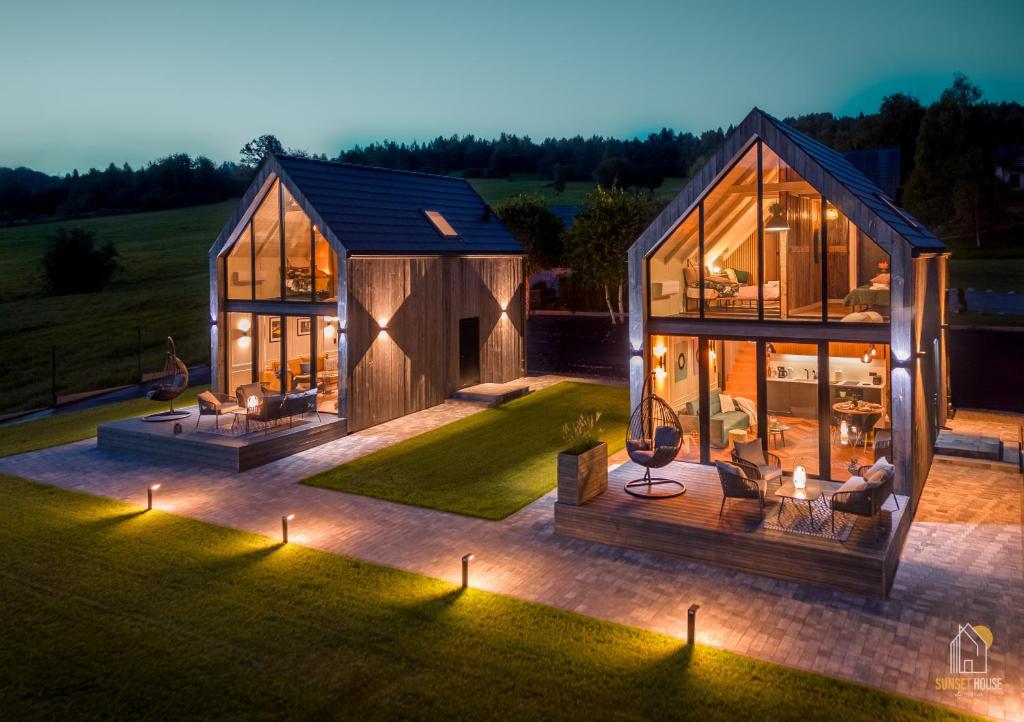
[461,553,475,588]
[147,483,161,511]
[281,513,295,543]
[687,604,700,645]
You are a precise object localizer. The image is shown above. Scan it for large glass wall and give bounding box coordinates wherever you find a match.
[703,147,759,319]
[764,342,819,476]
[253,180,282,300]
[314,226,338,301]
[828,342,890,479]
[708,339,759,463]
[317,317,341,413]
[650,334,700,462]
[257,315,284,393]
[647,138,892,323]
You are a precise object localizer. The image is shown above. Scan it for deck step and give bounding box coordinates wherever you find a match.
[934,430,1003,462]
[450,383,531,407]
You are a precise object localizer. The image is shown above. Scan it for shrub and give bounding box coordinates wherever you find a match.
[561,411,603,455]
[41,227,121,295]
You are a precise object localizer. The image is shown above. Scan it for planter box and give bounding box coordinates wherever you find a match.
[557,442,608,505]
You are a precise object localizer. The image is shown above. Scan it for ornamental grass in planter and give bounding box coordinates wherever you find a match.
[557,412,608,505]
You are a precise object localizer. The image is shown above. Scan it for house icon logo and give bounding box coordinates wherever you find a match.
[949,624,992,675]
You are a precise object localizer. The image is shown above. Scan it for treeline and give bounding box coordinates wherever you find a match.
[0,155,250,224]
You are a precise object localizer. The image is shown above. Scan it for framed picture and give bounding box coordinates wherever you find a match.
[297,318,311,336]
[269,318,282,343]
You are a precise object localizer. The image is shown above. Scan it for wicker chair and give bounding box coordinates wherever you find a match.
[830,464,899,539]
[624,374,684,498]
[143,337,190,421]
[730,438,783,488]
[715,460,766,519]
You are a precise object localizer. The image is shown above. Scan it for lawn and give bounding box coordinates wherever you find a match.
[0,201,235,414]
[469,175,688,206]
[303,382,629,519]
[0,386,205,458]
[0,474,970,722]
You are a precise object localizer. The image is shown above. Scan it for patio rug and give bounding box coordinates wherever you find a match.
[761,496,855,542]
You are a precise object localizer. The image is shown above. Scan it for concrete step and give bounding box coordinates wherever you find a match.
[934,430,1003,462]
[450,383,531,407]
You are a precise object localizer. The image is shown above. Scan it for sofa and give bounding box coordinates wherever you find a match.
[678,392,751,448]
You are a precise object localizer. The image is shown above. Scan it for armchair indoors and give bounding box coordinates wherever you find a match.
[730,438,783,488]
[715,460,766,519]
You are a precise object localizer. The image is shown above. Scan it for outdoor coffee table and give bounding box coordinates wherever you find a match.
[775,479,826,529]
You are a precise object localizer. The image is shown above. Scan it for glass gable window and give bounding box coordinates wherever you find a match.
[222,176,339,305]
[283,187,312,301]
[647,139,891,324]
[226,222,253,300]
[702,146,759,319]
[253,180,282,300]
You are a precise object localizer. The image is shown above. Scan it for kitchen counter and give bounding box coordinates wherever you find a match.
[767,377,884,388]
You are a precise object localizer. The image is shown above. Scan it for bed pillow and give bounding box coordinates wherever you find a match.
[723,267,738,283]
[718,393,736,412]
[871,273,891,285]
[734,269,750,284]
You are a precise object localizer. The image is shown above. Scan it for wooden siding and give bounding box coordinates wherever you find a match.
[346,255,524,431]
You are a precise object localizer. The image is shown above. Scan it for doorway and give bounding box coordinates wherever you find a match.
[458,317,480,388]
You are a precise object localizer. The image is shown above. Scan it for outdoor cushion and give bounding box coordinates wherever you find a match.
[757,465,783,481]
[866,468,887,484]
[629,449,656,464]
[626,439,651,453]
[865,456,894,478]
[734,438,767,467]
[653,426,680,448]
[715,460,746,478]
[197,390,219,406]
[837,476,868,493]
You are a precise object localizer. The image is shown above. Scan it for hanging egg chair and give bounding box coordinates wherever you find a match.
[143,336,191,422]
[624,373,685,498]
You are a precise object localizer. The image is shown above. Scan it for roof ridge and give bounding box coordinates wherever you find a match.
[276,154,469,184]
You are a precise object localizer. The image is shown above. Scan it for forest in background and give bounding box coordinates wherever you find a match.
[1,75,1022,244]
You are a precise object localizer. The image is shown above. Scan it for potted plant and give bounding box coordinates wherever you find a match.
[557,412,608,505]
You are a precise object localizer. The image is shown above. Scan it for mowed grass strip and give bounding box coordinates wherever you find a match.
[0,475,972,722]
[303,382,628,519]
[0,386,205,458]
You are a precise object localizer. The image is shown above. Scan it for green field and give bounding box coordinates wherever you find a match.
[468,176,688,206]
[0,474,970,721]
[304,382,629,519]
[0,386,206,459]
[0,201,234,413]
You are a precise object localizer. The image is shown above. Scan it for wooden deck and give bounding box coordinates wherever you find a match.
[98,409,347,472]
[555,461,911,598]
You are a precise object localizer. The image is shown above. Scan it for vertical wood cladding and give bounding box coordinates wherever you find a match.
[346,255,524,431]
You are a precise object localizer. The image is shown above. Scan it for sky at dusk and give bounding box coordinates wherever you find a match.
[3,0,1024,175]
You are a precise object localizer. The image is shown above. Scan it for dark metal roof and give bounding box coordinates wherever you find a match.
[842,147,901,200]
[274,155,524,255]
[761,112,946,251]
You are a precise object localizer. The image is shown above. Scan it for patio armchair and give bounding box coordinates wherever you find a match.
[195,390,239,431]
[715,460,766,519]
[730,438,783,488]
[829,462,898,539]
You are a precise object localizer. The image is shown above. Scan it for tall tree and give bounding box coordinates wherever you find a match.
[494,195,564,315]
[565,185,653,324]
[239,134,285,167]
[41,227,121,295]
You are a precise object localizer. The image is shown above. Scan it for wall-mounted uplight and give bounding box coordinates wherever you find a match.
[825,204,840,221]
[238,318,251,348]
[499,302,508,319]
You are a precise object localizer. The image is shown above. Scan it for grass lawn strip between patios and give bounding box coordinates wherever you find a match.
[0,386,205,458]
[302,381,629,520]
[0,474,973,722]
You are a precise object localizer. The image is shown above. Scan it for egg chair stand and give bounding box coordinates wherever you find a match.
[624,373,685,499]
[143,336,191,422]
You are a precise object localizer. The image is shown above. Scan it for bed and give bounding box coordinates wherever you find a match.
[682,266,780,312]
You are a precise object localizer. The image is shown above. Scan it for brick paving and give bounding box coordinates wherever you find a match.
[0,380,1019,721]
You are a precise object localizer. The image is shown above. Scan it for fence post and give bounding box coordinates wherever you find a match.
[51,345,57,407]
[137,327,143,383]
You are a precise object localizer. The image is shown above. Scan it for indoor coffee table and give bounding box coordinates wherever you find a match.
[775,479,826,529]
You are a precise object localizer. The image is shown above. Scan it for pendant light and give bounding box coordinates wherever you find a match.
[765,202,789,232]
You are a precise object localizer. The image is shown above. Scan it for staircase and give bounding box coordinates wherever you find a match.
[723,342,758,400]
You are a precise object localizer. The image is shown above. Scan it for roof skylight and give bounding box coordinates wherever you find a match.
[423,210,459,237]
